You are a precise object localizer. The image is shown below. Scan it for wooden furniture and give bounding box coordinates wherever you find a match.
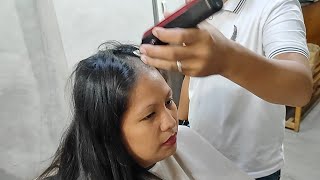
[302,1,320,45]
[285,2,320,132]
[286,44,320,132]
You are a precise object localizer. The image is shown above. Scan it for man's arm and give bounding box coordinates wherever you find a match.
[222,44,313,107]
[140,0,312,107]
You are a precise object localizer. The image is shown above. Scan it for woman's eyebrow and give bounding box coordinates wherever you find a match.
[167,89,173,98]
[136,102,155,116]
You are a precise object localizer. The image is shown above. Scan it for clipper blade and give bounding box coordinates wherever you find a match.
[133,50,141,57]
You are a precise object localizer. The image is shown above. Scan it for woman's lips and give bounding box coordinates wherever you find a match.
[162,133,177,146]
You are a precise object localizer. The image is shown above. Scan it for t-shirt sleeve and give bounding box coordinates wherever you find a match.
[262,0,309,59]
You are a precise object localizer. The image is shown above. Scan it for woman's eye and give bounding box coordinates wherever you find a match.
[166,98,174,106]
[144,112,155,120]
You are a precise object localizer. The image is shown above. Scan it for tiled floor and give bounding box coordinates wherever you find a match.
[282,100,320,180]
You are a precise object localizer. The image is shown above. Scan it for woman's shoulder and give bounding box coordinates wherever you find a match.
[177,125,217,154]
[177,125,210,146]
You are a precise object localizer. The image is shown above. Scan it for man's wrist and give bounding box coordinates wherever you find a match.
[220,40,238,78]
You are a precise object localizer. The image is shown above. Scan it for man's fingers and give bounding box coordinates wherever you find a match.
[141,56,199,76]
[152,27,200,45]
[198,20,218,34]
[140,44,194,61]
[141,55,179,72]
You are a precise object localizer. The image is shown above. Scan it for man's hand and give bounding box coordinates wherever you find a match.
[139,24,233,77]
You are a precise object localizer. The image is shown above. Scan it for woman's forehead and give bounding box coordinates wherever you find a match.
[128,71,170,104]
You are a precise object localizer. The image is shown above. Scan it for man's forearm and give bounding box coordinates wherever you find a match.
[221,42,313,107]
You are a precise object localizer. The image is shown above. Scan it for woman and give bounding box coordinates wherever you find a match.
[37,41,250,180]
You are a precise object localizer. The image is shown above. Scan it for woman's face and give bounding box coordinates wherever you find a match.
[121,69,178,168]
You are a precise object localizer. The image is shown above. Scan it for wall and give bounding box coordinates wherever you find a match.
[53,0,154,69]
[0,0,68,179]
[0,0,153,179]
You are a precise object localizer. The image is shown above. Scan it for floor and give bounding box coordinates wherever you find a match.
[281,100,320,180]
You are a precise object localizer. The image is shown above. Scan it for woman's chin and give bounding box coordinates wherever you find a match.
[162,142,178,159]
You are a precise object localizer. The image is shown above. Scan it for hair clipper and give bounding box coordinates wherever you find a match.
[141,0,223,45]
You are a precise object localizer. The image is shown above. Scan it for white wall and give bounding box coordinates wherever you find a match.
[0,0,69,179]
[0,0,155,179]
[154,0,186,22]
[53,0,154,69]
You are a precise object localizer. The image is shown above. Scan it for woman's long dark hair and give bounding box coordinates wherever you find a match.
[38,41,159,180]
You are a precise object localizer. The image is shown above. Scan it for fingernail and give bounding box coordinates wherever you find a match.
[139,47,147,55]
[140,55,147,64]
[152,27,163,37]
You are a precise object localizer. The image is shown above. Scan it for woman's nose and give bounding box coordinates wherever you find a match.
[160,109,177,132]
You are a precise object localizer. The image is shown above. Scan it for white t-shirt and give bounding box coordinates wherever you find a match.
[188,0,308,178]
[149,126,252,180]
